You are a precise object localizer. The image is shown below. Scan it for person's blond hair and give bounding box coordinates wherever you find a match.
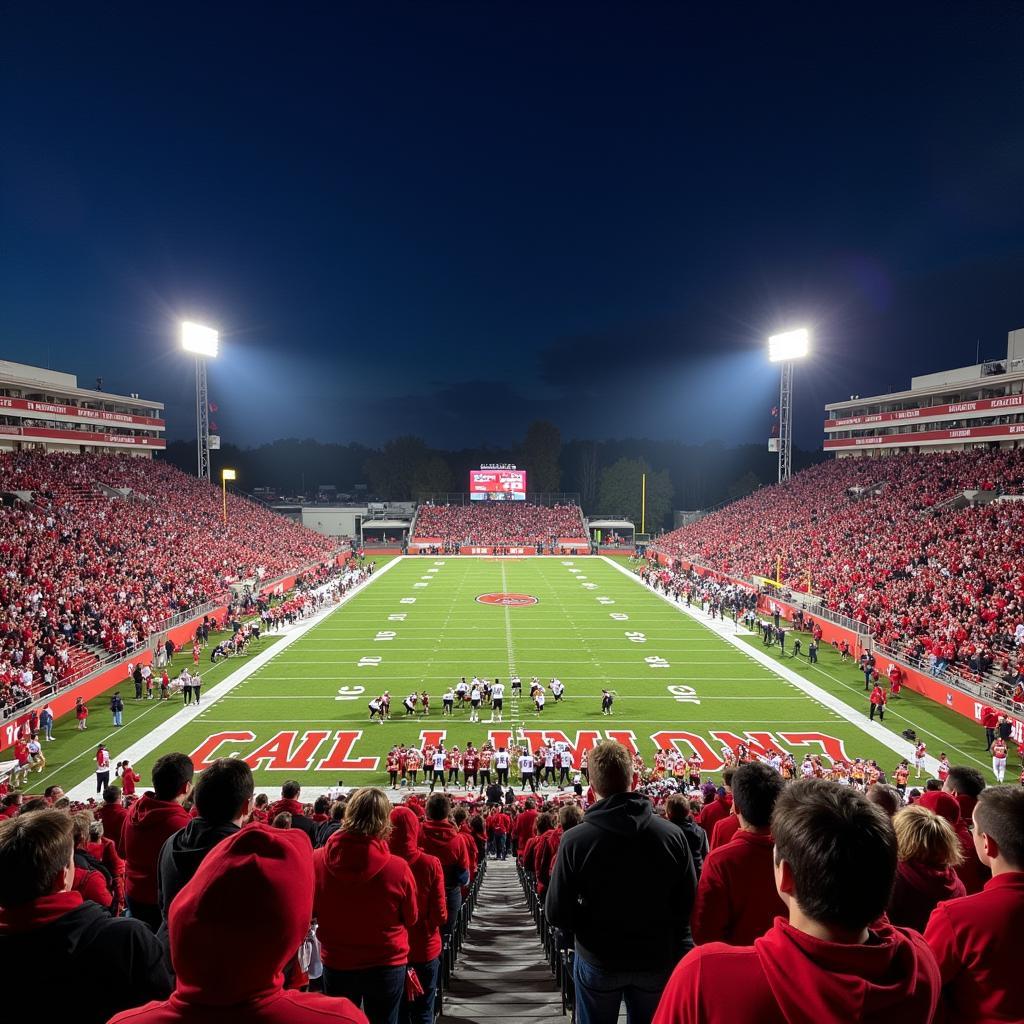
[893,804,963,868]
[71,811,93,847]
[588,740,632,797]
[342,787,393,838]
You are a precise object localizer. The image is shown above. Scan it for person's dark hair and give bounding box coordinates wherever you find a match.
[193,758,254,824]
[43,786,62,801]
[313,795,331,816]
[152,753,195,801]
[944,766,985,799]
[773,779,897,931]
[281,780,301,800]
[329,800,346,822]
[452,806,469,826]
[102,786,120,804]
[254,793,270,809]
[865,784,901,818]
[2,794,21,809]
[20,798,49,815]
[425,792,452,821]
[732,762,785,829]
[664,793,693,828]
[272,811,292,829]
[0,810,74,907]
[924,780,941,792]
[535,811,554,835]
[721,767,736,788]
[974,787,1024,870]
[524,798,535,810]
[559,803,583,830]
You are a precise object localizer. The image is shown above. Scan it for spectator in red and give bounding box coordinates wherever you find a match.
[925,786,1024,1024]
[512,797,538,856]
[418,792,470,938]
[522,811,555,880]
[489,805,511,860]
[314,787,418,1024]
[692,762,786,946]
[868,683,887,722]
[109,824,367,1024]
[537,803,583,894]
[888,804,965,932]
[0,809,171,1024]
[452,805,479,882]
[97,784,130,856]
[124,753,194,930]
[267,780,317,844]
[70,811,115,912]
[389,805,447,1024]
[696,770,733,836]
[653,780,940,1024]
[121,760,141,798]
[940,766,991,894]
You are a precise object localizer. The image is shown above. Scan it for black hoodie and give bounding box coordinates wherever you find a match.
[546,792,696,971]
[156,817,240,954]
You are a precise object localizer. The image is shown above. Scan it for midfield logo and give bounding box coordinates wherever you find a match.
[475,593,539,606]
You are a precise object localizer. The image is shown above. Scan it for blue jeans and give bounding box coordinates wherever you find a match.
[495,832,508,860]
[403,957,438,1024]
[323,963,406,1024]
[443,886,463,938]
[573,954,673,1024]
[113,711,122,726]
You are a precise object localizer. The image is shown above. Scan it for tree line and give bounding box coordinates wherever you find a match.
[160,420,824,532]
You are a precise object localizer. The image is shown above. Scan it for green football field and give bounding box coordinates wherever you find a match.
[46,555,1002,800]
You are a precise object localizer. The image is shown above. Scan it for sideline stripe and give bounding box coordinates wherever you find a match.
[65,558,404,799]
[600,556,940,775]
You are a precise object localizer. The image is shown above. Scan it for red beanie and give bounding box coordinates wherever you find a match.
[917,790,960,825]
[169,823,314,1006]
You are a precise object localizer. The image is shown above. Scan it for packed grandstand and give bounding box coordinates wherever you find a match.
[412,501,589,550]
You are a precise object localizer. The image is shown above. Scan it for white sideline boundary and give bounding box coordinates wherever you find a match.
[66,557,405,800]
[600,556,941,775]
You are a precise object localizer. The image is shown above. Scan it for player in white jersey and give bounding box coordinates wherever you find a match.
[534,690,546,715]
[494,745,510,785]
[542,745,556,785]
[551,679,565,702]
[442,688,455,716]
[469,682,482,722]
[518,750,537,793]
[455,678,469,706]
[430,747,448,791]
[510,674,522,696]
[368,696,384,723]
[489,680,505,722]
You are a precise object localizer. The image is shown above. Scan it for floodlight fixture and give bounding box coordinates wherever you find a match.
[181,321,219,358]
[768,327,809,363]
[221,468,236,481]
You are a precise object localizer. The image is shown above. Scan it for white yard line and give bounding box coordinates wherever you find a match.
[65,558,404,800]
[600,556,941,775]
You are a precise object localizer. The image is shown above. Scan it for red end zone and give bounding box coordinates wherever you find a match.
[476,593,539,606]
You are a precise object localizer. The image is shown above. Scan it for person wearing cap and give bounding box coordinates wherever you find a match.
[108,823,367,1024]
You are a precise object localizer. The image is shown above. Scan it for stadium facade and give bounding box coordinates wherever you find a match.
[0,360,165,454]
[824,327,1024,455]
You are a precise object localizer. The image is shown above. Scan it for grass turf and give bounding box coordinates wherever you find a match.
[40,556,1004,796]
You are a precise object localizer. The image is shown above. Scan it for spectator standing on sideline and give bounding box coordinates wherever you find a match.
[124,753,194,930]
[156,758,254,954]
[546,740,696,1024]
[111,691,124,727]
[691,762,786,946]
[652,780,940,1024]
[314,787,418,1024]
[0,810,171,1024]
[924,787,1024,1023]
[869,683,887,722]
[109,825,367,1024]
[39,703,54,741]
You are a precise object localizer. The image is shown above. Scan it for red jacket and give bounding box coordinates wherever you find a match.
[888,859,965,934]
[692,831,785,946]
[389,807,447,962]
[653,918,940,1024]
[535,828,562,894]
[124,795,191,905]
[418,819,470,892]
[86,837,126,912]
[72,863,112,910]
[698,794,732,836]
[121,769,141,797]
[924,871,1024,1024]
[490,812,511,835]
[97,802,130,857]
[869,686,886,706]
[314,831,417,970]
[709,814,740,851]
[109,825,367,1024]
[513,808,538,851]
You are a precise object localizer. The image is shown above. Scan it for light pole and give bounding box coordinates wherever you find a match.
[768,328,810,484]
[221,468,236,524]
[180,321,219,482]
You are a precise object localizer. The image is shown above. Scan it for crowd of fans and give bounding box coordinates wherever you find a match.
[0,451,338,711]
[412,501,587,549]
[1,740,1020,1023]
[652,449,1024,686]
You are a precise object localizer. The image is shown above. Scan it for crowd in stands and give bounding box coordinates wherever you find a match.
[1,740,1021,1023]
[652,449,1024,687]
[0,451,338,712]
[412,501,587,549]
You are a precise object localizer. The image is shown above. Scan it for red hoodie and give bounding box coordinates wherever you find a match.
[124,795,191,905]
[108,825,367,1024]
[710,814,740,851]
[389,807,447,963]
[888,859,965,934]
[97,802,130,857]
[919,790,990,895]
[418,819,470,891]
[692,831,785,946]
[653,918,940,1024]
[512,808,538,852]
[313,830,417,970]
[535,827,562,894]
[698,794,732,836]
[924,871,1024,1024]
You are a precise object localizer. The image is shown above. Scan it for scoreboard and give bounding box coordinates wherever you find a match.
[469,468,527,501]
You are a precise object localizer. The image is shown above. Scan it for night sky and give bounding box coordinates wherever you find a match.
[2,2,1023,450]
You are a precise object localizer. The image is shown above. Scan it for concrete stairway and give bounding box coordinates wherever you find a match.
[439,857,565,1024]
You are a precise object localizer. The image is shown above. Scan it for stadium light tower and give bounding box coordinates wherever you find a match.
[180,321,219,482]
[768,328,810,484]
